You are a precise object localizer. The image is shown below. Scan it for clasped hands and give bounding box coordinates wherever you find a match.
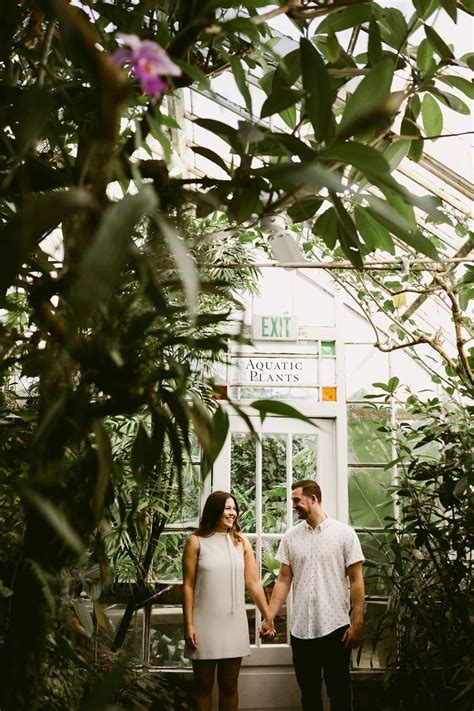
[259,618,276,640]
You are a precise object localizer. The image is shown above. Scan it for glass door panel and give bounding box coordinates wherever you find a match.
[262,434,287,534]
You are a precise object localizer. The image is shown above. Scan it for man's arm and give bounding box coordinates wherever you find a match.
[269,564,293,618]
[342,561,365,648]
[260,563,293,636]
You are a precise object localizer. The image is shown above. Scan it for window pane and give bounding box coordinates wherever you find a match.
[347,405,391,464]
[358,532,392,596]
[229,385,319,400]
[166,460,201,526]
[262,435,287,533]
[352,600,390,671]
[292,434,318,482]
[150,606,189,667]
[349,468,393,528]
[345,345,390,401]
[395,409,441,460]
[231,433,257,533]
[153,533,187,581]
[103,605,143,658]
[321,340,336,355]
[321,358,336,385]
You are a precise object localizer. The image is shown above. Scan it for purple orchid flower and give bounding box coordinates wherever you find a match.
[112,34,181,99]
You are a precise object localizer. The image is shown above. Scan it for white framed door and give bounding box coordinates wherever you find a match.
[211,416,336,669]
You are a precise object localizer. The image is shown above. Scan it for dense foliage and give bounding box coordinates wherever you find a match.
[370,389,473,710]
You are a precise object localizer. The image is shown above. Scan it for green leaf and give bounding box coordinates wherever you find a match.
[397,230,439,259]
[71,187,158,322]
[300,38,333,142]
[368,18,383,66]
[354,206,395,253]
[331,193,364,268]
[364,194,415,236]
[412,0,438,20]
[261,87,304,119]
[202,404,230,476]
[191,145,230,174]
[274,49,302,87]
[416,38,434,75]
[219,16,260,39]
[131,421,150,480]
[440,0,457,22]
[279,103,298,129]
[316,3,373,33]
[253,161,343,193]
[336,59,394,139]
[421,94,443,136]
[400,116,423,161]
[74,600,94,637]
[22,488,86,555]
[250,400,318,427]
[212,405,229,460]
[326,25,341,63]
[319,142,390,175]
[383,140,411,171]
[460,52,474,70]
[287,197,324,223]
[424,25,454,59]
[194,117,240,147]
[155,214,199,317]
[312,207,338,249]
[427,88,470,114]
[228,185,261,222]
[438,75,474,100]
[229,55,252,115]
[173,58,209,88]
[377,9,409,50]
[365,196,438,259]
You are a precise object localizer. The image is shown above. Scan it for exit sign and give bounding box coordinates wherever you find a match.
[252,315,297,341]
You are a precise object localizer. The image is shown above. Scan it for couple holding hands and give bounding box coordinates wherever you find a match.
[182,480,365,711]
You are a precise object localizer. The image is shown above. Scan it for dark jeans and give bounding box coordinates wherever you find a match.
[291,626,351,711]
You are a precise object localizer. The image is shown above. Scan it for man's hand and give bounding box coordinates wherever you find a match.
[259,619,276,640]
[184,625,198,650]
[342,623,363,648]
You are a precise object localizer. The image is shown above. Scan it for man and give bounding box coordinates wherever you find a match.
[261,479,364,711]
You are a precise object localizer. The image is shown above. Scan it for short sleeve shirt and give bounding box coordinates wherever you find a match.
[276,517,364,639]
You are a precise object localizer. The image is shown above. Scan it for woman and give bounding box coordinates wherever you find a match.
[182,490,275,711]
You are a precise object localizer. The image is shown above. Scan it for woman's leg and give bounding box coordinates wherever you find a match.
[192,660,217,711]
[216,657,242,711]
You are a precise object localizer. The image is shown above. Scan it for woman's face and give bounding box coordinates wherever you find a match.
[217,497,237,531]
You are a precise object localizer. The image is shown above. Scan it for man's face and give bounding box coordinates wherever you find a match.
[291,487,313,519]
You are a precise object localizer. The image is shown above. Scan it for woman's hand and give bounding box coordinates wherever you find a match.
[185,625,198,650]
[259,619,276,640]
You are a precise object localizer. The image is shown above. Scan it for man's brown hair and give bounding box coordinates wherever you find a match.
[292,479,322,503]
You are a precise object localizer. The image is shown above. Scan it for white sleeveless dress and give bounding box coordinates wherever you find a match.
[184,531,251,660]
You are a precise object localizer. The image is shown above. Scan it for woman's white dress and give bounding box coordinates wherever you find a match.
[184,531,251,660]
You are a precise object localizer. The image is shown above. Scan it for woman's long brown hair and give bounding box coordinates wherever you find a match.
[194,490,242,545]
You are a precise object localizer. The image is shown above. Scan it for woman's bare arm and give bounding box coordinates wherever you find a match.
[182,534,199,650]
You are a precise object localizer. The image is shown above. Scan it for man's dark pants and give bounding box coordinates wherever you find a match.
[291,625,351,711]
